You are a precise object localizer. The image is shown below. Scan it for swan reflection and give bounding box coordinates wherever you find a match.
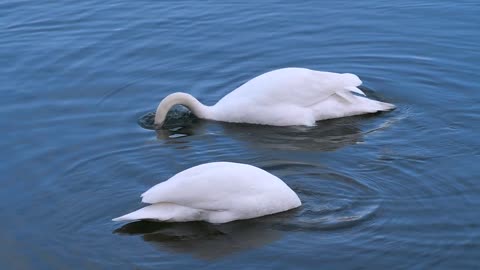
[114,211,297,260]
[140,106,369,152]
[219,117,365,151]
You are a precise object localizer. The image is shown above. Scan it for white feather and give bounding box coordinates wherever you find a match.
[113,162,301,224]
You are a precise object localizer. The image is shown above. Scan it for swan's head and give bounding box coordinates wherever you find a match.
[154,92,209,128]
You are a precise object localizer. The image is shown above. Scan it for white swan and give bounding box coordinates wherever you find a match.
[154,67,395,127]
[113,162,301,224]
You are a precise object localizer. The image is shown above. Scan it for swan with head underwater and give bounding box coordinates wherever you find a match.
[113,162,301,223]
[154,67,395,127]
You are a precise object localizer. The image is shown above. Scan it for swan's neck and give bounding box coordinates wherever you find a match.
[155,92,212,126]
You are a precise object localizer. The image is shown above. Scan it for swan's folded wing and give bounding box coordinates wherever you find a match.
[214,68,363,110]
[299,71,363,105]
[140,163,253,211]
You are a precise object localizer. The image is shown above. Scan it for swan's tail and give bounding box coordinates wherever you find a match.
[336,89,396,112]
[113,205,161,222]
[337,73,395,112]
[370,100,396,111]
[342,73,362,87]
[345,86,366,96]
[112,203,200,222]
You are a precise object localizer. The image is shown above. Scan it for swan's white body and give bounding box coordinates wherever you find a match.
[113,162,301,224]
[155,68,395,127]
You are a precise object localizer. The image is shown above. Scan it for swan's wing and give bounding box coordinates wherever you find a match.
[216,68,363,108]
[140,162,275,211]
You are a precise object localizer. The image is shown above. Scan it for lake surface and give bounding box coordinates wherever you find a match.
[1,1,479,269]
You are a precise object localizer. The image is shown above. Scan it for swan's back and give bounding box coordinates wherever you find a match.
[114,162,301,223]
[142,162,299,211]
[215,67,361,108]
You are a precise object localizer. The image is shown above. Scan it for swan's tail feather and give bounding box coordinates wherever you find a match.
[374,100,396,111]
[112,205,167,222]
[360,97,396,112]
[345,86,366,96]
[342,73,362,87]
[112,203,200,222]
[335,90,396,112]
[337,90,362,103]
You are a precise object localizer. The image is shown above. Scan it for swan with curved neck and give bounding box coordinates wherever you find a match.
[154,92,212,126]
[154,67,395,127]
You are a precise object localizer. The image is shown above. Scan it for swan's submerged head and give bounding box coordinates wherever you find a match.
[154,92,210,128]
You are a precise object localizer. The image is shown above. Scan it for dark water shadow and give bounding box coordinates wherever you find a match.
[138,108,373,151]
[113,210,298,260]
[138,105,207,140]
[218,117,364,152]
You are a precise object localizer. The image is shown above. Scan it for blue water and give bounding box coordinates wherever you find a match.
[1,1,479,269]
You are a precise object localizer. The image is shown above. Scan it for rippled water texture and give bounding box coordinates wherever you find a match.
[1,1,479,269]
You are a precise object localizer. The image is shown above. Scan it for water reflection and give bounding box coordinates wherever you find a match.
[219,118,363,151]
[114,211,298,260]
[140,105,370,151]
